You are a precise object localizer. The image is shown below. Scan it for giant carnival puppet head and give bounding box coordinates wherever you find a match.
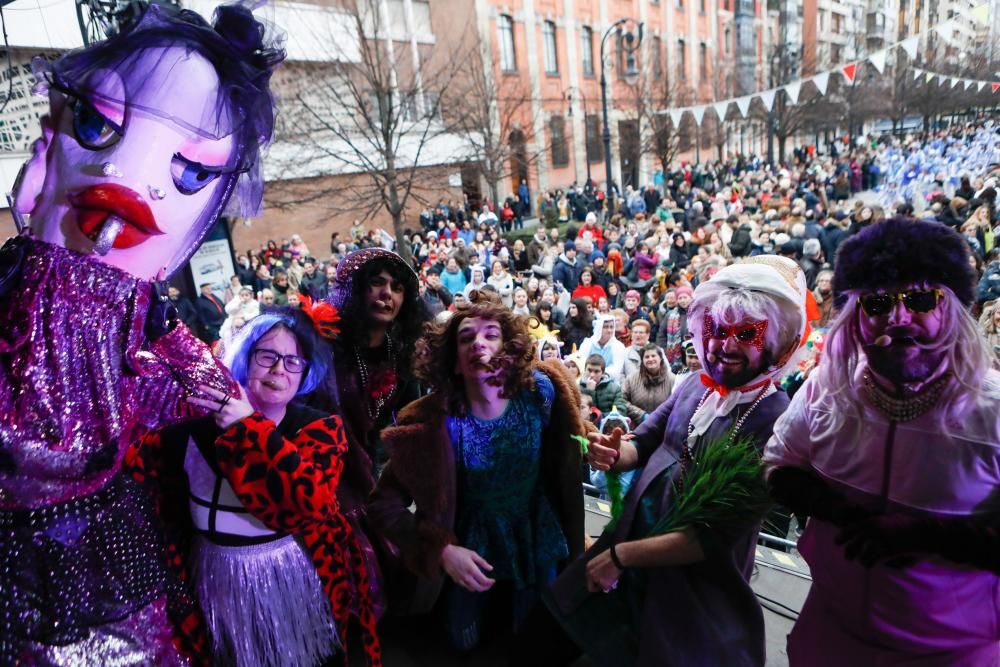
[823,217,991,425]
[687,255,809,392]
[11,2,285,280]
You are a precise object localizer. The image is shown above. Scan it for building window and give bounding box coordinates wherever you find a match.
[831,43,843,63]
[699,0,706,13]
[724,27,731,53]
[543,21,559,75]
[653,36,663,79]
[581,26,595,76]
[832,13,843,34]
[550,115,568,167]
[678,39,686,79]
[499,15,516,72]
[585,114,603,162]
[700,43,707,80]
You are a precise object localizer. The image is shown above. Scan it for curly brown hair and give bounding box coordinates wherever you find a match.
[413,290,536,414]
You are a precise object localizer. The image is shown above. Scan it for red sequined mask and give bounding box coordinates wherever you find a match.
[703,312,769,352]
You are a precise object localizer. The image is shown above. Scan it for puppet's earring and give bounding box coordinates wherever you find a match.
[148,186,166,201]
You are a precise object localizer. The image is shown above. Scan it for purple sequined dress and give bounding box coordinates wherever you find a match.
[0,239,232,664]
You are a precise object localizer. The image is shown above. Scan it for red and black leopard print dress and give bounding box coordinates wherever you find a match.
[125,403,382,667]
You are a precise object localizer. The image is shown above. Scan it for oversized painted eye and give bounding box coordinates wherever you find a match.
[71,98,122,150]
[170,154,223,195]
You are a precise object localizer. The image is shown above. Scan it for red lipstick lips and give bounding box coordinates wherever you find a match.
[69,184,162,250]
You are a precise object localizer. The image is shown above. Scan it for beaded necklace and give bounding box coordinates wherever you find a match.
[679,383,771,488]
[353,334,396,423]
[862,368,950,422]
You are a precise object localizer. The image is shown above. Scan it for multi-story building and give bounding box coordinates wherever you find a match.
[803,0,865,71]
[2,0,771,248]
[472,0,769,198]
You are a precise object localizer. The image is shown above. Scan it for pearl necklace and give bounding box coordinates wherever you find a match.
[354,334,396,423]
[862,369,950,422]
[686,383,771,444]
[679,383,770,486]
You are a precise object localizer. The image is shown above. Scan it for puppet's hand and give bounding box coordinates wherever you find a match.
[145,279,178,341]
[0,235,29,301]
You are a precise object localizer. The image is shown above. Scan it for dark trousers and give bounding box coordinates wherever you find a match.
[443,581,536,651]
[509,598,582,666]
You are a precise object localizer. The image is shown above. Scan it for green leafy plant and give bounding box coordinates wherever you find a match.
[650,428,773,538]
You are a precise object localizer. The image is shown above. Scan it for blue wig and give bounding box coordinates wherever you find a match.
[225,308,329,396]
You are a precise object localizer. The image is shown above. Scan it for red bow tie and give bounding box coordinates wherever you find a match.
[700,374,771,398]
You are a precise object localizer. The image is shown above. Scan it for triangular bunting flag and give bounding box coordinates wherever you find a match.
[971,3,989,24]
[668,108,685,127]
[758,89,777,112]
[713,101,730,122]
[934,28,955,47]
[784,81,802,105]
[912,68,923,81]
[691,105,706,125]
[899,36,919,60]
[979,81,989,92]
[937,74,947,85]
[868,50,887,74]
[925,72,935,84]
[992,83,1000,94]
[842,63,858,83]
[735,96,752,118]
[812,72,830,95]
[951,78,962,89]
[965,80,976,90]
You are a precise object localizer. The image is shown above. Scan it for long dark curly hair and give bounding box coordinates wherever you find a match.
[338,256,428,373]
[413,290,536,414]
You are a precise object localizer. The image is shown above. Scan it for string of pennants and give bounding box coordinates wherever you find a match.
[657,2,994,127]
[910,67,1000,95]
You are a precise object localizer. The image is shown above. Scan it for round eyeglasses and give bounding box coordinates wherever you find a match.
[252,348,308,374]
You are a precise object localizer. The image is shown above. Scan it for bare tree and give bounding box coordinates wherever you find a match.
[630,71,691,175]
[444,46,543,207]
[266,0,470,263]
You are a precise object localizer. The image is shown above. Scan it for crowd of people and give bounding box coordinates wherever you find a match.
[2,4,998,663]
[142,118,1000,667]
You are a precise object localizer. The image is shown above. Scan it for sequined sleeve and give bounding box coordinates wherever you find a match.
[131,323,236,432]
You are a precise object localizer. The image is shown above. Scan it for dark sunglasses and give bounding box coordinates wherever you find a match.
[858,289,943,317]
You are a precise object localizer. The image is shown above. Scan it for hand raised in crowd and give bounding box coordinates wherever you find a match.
[187,383,255,430]
[441,544,495,592]
[586,547,623,594]
[587,427,623,471]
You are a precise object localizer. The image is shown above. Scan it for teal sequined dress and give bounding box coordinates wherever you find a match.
[447,371,569,589]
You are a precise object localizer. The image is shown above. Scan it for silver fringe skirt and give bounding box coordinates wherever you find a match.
[192,535,339,667]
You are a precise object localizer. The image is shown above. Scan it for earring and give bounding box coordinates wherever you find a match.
[148,186,166,201]
[101,162,122,178]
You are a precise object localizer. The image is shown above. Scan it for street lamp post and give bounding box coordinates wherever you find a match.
[565,87,592,185]
[600,18,643,214]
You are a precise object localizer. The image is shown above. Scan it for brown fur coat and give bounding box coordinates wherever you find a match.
[368,359,588,614]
